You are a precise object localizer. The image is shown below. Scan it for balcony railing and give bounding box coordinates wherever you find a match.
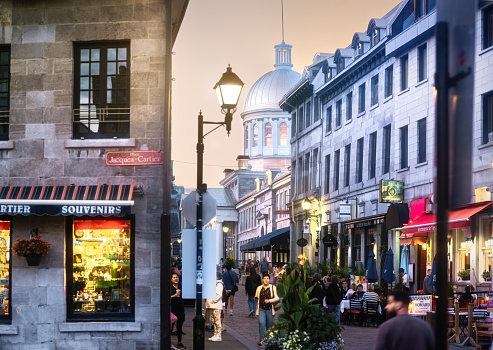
[73,107,130,139]
[0,110,9,141]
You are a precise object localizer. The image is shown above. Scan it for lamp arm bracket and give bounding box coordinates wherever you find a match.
[202,123,225,138]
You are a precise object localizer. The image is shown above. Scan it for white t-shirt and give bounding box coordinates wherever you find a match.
[402,273,410,288]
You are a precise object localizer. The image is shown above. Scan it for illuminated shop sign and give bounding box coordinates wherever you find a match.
[379,180,404,203]
[0,204,130,216]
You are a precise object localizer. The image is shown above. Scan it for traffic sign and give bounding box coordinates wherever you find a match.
[182,191,217,225]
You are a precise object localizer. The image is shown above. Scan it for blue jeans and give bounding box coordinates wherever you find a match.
[248,295,257,313]
[258,308,274,342]
[327,304,341,324]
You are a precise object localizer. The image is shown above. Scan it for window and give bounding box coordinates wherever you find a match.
[346,92,353,121]
[417,118,427,163]
[264,122,272,146]
[312,148,319,189]
[483,92,493,144]
[292,161,296,193]
[400,125,409,169]
[67,218,134,321]
[484,5,493,50]
[371,26,379,46]
[371,75,379,106]
[324,155,330,194]
[280,122,288,146]
[244,125,249,149]
[74,42,130,139]
[0,47,10,141]
[304,153,310,192]
[358,83,366,113]
[354,41,364,57]
[326,106,332,133]
[385,65,393,98]
[0,220,11,323]
[418,44,427,82]
[415,0,425,19]
[334,150,340,191]
[305,101,311,128]
[344,144,351,187]
[337,56,345,74]
[253,123,258,147]
[297,157,303,193]
[298,107,304,132]
[400,55,409,91]
[336,99,342,127]
[314,97,320,122]
[368,132,377,179]
[382,124,391,174]
[291,113,296,137]
[356,138,364,183]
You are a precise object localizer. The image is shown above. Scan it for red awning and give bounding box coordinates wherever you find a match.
[401,202,493,236]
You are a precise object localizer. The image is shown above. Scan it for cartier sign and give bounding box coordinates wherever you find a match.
[106,150,163,166]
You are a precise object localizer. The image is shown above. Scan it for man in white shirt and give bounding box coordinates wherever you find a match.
[399,268,410,293]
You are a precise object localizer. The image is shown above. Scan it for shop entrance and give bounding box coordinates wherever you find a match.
[416,244,427,290]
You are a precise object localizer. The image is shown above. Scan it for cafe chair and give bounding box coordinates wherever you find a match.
[475,322,492,350]
[348,299,363,326]
[363,301,380,327]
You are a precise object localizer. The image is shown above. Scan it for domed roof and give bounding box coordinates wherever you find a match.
[243,68,301,114]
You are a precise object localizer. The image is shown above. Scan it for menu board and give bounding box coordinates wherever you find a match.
[409,294,432,315]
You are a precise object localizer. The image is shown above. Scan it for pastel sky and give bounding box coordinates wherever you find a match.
[172,0,402,190]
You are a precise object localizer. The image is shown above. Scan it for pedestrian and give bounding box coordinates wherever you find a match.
[170,272,186,349]
[325,275,343,323]
[255,272,279,347]
[309,273,325,306]
[222,264,239,316]
[422,269,433,294]
[374,290,434,350]
[206,271,224,342]
[245,266,261,316]
[260,256,270,276]
[340,280,349,297]
[398,268,410,293]
[458,285,474,307]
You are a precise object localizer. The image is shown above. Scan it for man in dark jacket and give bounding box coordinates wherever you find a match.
[245,266,261,316]
[326,275,343,323]
[222,264,239,316]
[309,273,325,306]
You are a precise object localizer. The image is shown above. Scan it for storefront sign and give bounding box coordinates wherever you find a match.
[0,222,9,230]
[346,217,385,229]
[322,234,337,247]
[339,203,351,215]
[274,210,290,215]
[379,180,404,203]
[0,204,131,217]
[74,220,130,230]
[408,294,432,315]
[105,150,163,166]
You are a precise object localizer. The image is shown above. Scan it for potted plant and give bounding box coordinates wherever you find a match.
[457,269,470,281]
[482,270,491,281]
[12,235,52,266]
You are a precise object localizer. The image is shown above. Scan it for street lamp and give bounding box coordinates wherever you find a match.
[194,65,243,350]
[301,199,319,262]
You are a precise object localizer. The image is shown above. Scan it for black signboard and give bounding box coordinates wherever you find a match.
[0,204,131,217]
[296,238,308,247]
[322,234,338,247]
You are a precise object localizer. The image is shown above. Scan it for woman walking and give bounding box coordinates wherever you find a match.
[245,266,261,316]
[171,272,186,349]
[255,273,279,346]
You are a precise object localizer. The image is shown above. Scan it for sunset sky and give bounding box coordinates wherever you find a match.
[171,0,402,189]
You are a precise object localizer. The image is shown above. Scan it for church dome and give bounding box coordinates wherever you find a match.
[243,68,301,114]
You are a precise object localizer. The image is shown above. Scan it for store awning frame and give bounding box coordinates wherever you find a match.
[240,227,290,252]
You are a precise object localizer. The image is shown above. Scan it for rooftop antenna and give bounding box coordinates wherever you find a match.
[281,0,285,43]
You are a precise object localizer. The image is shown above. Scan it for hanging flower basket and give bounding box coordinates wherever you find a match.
[12,235,52,266]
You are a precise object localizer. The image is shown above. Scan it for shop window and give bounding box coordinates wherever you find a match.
[482,217,493,280]
[66,217,134,321]
[0,220,10,323]
[458,227,472,280]
[73,41,130,139]
[0,47,10,141]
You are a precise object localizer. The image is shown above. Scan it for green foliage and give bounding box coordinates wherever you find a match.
[350,263,366,277]
[483,270,491,279]
[457,269,470,280]
[224,256,236,268]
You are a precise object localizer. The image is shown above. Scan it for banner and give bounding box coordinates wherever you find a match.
[409,294,432,315]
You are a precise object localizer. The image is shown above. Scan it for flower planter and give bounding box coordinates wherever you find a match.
[25,255,42,266]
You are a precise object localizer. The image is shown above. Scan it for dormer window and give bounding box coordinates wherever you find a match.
[372,26,379,46]
[337,57,344,74]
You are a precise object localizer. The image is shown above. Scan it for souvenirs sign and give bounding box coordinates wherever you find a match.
[408,294,432,315]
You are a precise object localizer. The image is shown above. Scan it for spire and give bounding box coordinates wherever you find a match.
[274,0,293,70]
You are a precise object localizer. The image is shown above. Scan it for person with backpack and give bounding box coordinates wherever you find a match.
[255,272,279,346]
[205,271,225,342]
[222,264,239,316]
[245,266,261,316]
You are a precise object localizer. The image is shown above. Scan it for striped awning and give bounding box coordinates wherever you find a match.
[0,185,135,216]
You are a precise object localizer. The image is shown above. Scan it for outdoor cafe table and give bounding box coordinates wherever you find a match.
[340,299,382,313]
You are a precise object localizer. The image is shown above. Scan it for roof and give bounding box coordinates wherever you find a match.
[207,188,236,207]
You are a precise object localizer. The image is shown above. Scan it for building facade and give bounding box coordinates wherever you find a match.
[0,0,187,348]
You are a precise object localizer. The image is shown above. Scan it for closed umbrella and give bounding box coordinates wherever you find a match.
[382,248,396,284]
[430,255,436,285]
[400,245,410,274]
[365,250,378,283]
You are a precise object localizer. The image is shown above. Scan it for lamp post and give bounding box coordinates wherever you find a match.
[193,65,243,350]
[301,200,311,259]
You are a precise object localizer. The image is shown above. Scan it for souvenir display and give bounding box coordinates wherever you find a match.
[0,222,9,316]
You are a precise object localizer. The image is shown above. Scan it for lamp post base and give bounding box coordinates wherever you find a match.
[193,314,205,350]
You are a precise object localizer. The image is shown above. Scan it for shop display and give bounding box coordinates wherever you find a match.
[0,221,9,317]
[72,220,131,315]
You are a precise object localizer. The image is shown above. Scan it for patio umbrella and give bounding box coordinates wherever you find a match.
[382,248,396,284]
[400,245,410,274]
[430,255,436,285]
[365,250,378,283]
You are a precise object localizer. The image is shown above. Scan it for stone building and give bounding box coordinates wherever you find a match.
[0,0,188,348]
[283,0,493,292]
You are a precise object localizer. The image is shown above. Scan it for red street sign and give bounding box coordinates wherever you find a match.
[105,150,163,166]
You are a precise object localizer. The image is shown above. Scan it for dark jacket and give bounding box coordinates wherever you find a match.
[326,282,343,305]
[222,270,239,291]
[245,273,261,296]
[309,280,326,306]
